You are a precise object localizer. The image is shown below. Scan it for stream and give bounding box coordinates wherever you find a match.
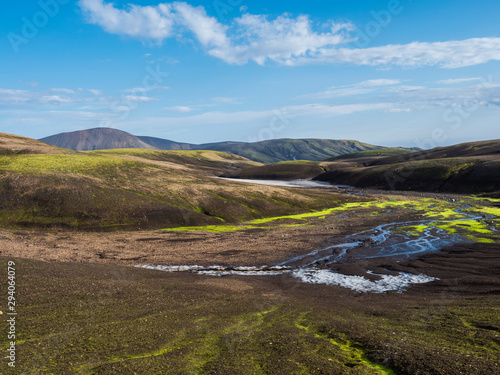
[137,180,495,293]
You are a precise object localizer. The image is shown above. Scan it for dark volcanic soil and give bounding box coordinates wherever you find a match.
[3,242,499,374]
[1,188,499,374]
[0,207,426,267]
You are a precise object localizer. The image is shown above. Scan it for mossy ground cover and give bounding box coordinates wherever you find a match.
[4,256,498,374]
[385,197,500,243]
[0,154,148,178]
[162,197,472,233]
[0,150,352,230]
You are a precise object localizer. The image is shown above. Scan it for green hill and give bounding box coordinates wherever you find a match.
[201,138,384,164]
[230,139,500,195]
[0,133,349,230]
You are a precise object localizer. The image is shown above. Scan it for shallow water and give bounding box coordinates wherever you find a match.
[217,177,352,189]
[137,202,494,293]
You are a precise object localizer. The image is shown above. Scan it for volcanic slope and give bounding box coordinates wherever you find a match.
[0,133,356,230]
[230,140,500,195]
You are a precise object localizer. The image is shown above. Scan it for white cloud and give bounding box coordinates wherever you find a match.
[50,88,77,94]
[155,102,394,128]
[0,89,32,104]
[380,79,500,111]
[0,109,117,130]
[437,77,481,85]
[287,102,395,116]
[209,14,353,65]
[300,79,401,99]
[79,1,353,65]
[164,97,243,112]
[40,95,74,104]
[79,1,500,69]
[124,95,158,103]
[88,89,103,95]
[123,86,169,93]
[305,38,500,68]
[0,87,107,107]
[79,0,175,42]
[164,105,199,113]
[174,2,229,49]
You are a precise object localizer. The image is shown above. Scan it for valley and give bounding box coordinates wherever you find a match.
[1,132,499,374]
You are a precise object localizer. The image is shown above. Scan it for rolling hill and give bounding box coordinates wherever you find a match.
[200,138,384,164]
[229,140,500,195]
[40,128,385,163]
[0,132,351,230]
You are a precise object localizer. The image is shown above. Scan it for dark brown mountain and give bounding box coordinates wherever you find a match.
[40,128,157,151]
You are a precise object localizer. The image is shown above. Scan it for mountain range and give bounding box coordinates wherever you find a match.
[40,127,388,164]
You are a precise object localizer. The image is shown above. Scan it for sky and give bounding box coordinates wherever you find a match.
[1,0,500,148]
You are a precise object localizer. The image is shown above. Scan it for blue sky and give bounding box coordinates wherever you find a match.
[1,0,500,148]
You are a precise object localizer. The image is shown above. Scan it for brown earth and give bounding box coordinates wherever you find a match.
[0,202,426,267]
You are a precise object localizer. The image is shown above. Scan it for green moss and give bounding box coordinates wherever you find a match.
[161,197,474,232]
[466,205,500,218]
[295,314,395,375]
[397,218,496,243]
[0,154,148,177]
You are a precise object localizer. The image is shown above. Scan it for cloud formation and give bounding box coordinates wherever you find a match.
[79,0,175,42]
[79,0,500,69]
[79,0,353,65]
[300,79,401,100]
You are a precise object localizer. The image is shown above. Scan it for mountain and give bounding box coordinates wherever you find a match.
[40,128,157,151]
[230,139,500,194]
[40,128,385,163]
[200,138,384,164]
[135,135,195,150]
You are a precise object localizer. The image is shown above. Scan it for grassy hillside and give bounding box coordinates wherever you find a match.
[202,138,384,164]
[0,134,353,230]
[326,148,414,162]
[315,157,499,193]
[231,140,500,194]
[369,139,500,166]
[226,160,326,180]
[0,132,72,155]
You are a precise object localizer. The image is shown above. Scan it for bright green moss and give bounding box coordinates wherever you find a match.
[0,154,147,177]
[397,218,496,243]
[295,314,395,375]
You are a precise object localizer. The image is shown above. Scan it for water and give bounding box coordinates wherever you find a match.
[136,202,494,293]
[217,177,353,190]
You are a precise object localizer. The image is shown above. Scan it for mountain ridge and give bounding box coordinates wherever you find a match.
[40,127,388,164]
